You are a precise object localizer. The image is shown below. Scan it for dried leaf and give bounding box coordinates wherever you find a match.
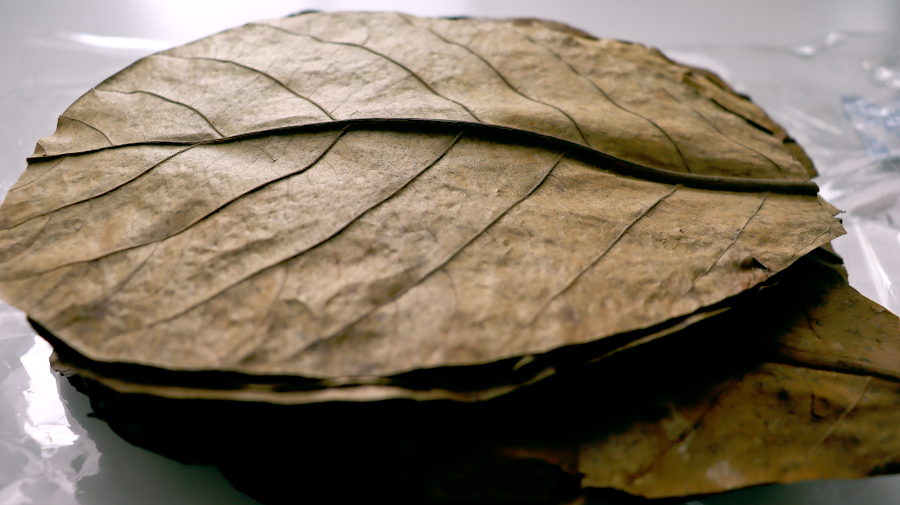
[57,257,900,503]
[30,13,811,182]
[44,302,726,403]
[573,258,900,497]
[0,12,843,383]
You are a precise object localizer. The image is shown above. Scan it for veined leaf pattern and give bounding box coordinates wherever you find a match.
[0,12,843,378]
[46,259,900,499]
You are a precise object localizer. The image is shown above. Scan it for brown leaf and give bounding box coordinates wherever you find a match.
[52,256,900,503]
[0,13,842,383]
[30,13,813,181]
[2,128,840,380]
[574,256,900,497]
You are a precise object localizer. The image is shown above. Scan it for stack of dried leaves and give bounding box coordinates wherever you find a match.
[1,11,897,505]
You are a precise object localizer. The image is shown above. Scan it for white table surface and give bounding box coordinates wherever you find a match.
[1,1,899,504]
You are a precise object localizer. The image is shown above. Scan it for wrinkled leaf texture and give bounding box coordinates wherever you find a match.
[0,12,843,383]
[54,256,900,501]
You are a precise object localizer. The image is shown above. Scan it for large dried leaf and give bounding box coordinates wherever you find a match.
[0,12,843,381]
[60,257,900,503]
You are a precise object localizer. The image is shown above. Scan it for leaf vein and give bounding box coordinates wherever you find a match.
[7,158,66,193]
[411,20,591,146]
[808,377,872,451]
[0,215,53,266]
[159,54,335,121]
[249,22,482,122]
[0,128,348,280]
[60,115,113,146]
[510,28,693,173]
[517,184,680,335]
[0,146,197,231]
[24,118,821,195]
[97,88,225,137]
[663,88,786,177]
[286,151,568,359]
[93,131,463,337]
[688,194,767,290]
[626,384,731,484]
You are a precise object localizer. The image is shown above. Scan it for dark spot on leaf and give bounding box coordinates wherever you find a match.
[740,255,768,270]
[869,461,900,476]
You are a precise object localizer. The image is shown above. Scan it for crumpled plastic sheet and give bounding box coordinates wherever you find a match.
[0,325,98,505]
[1,31,899,505]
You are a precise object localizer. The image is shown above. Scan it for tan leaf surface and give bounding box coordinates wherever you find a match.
[30,12,812,181]
[0,13,843,380]
[0,126,840,378]
[574,257,900,497]
[55,257,900,502]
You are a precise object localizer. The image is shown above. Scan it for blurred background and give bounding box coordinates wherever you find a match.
[1,1,899,504]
